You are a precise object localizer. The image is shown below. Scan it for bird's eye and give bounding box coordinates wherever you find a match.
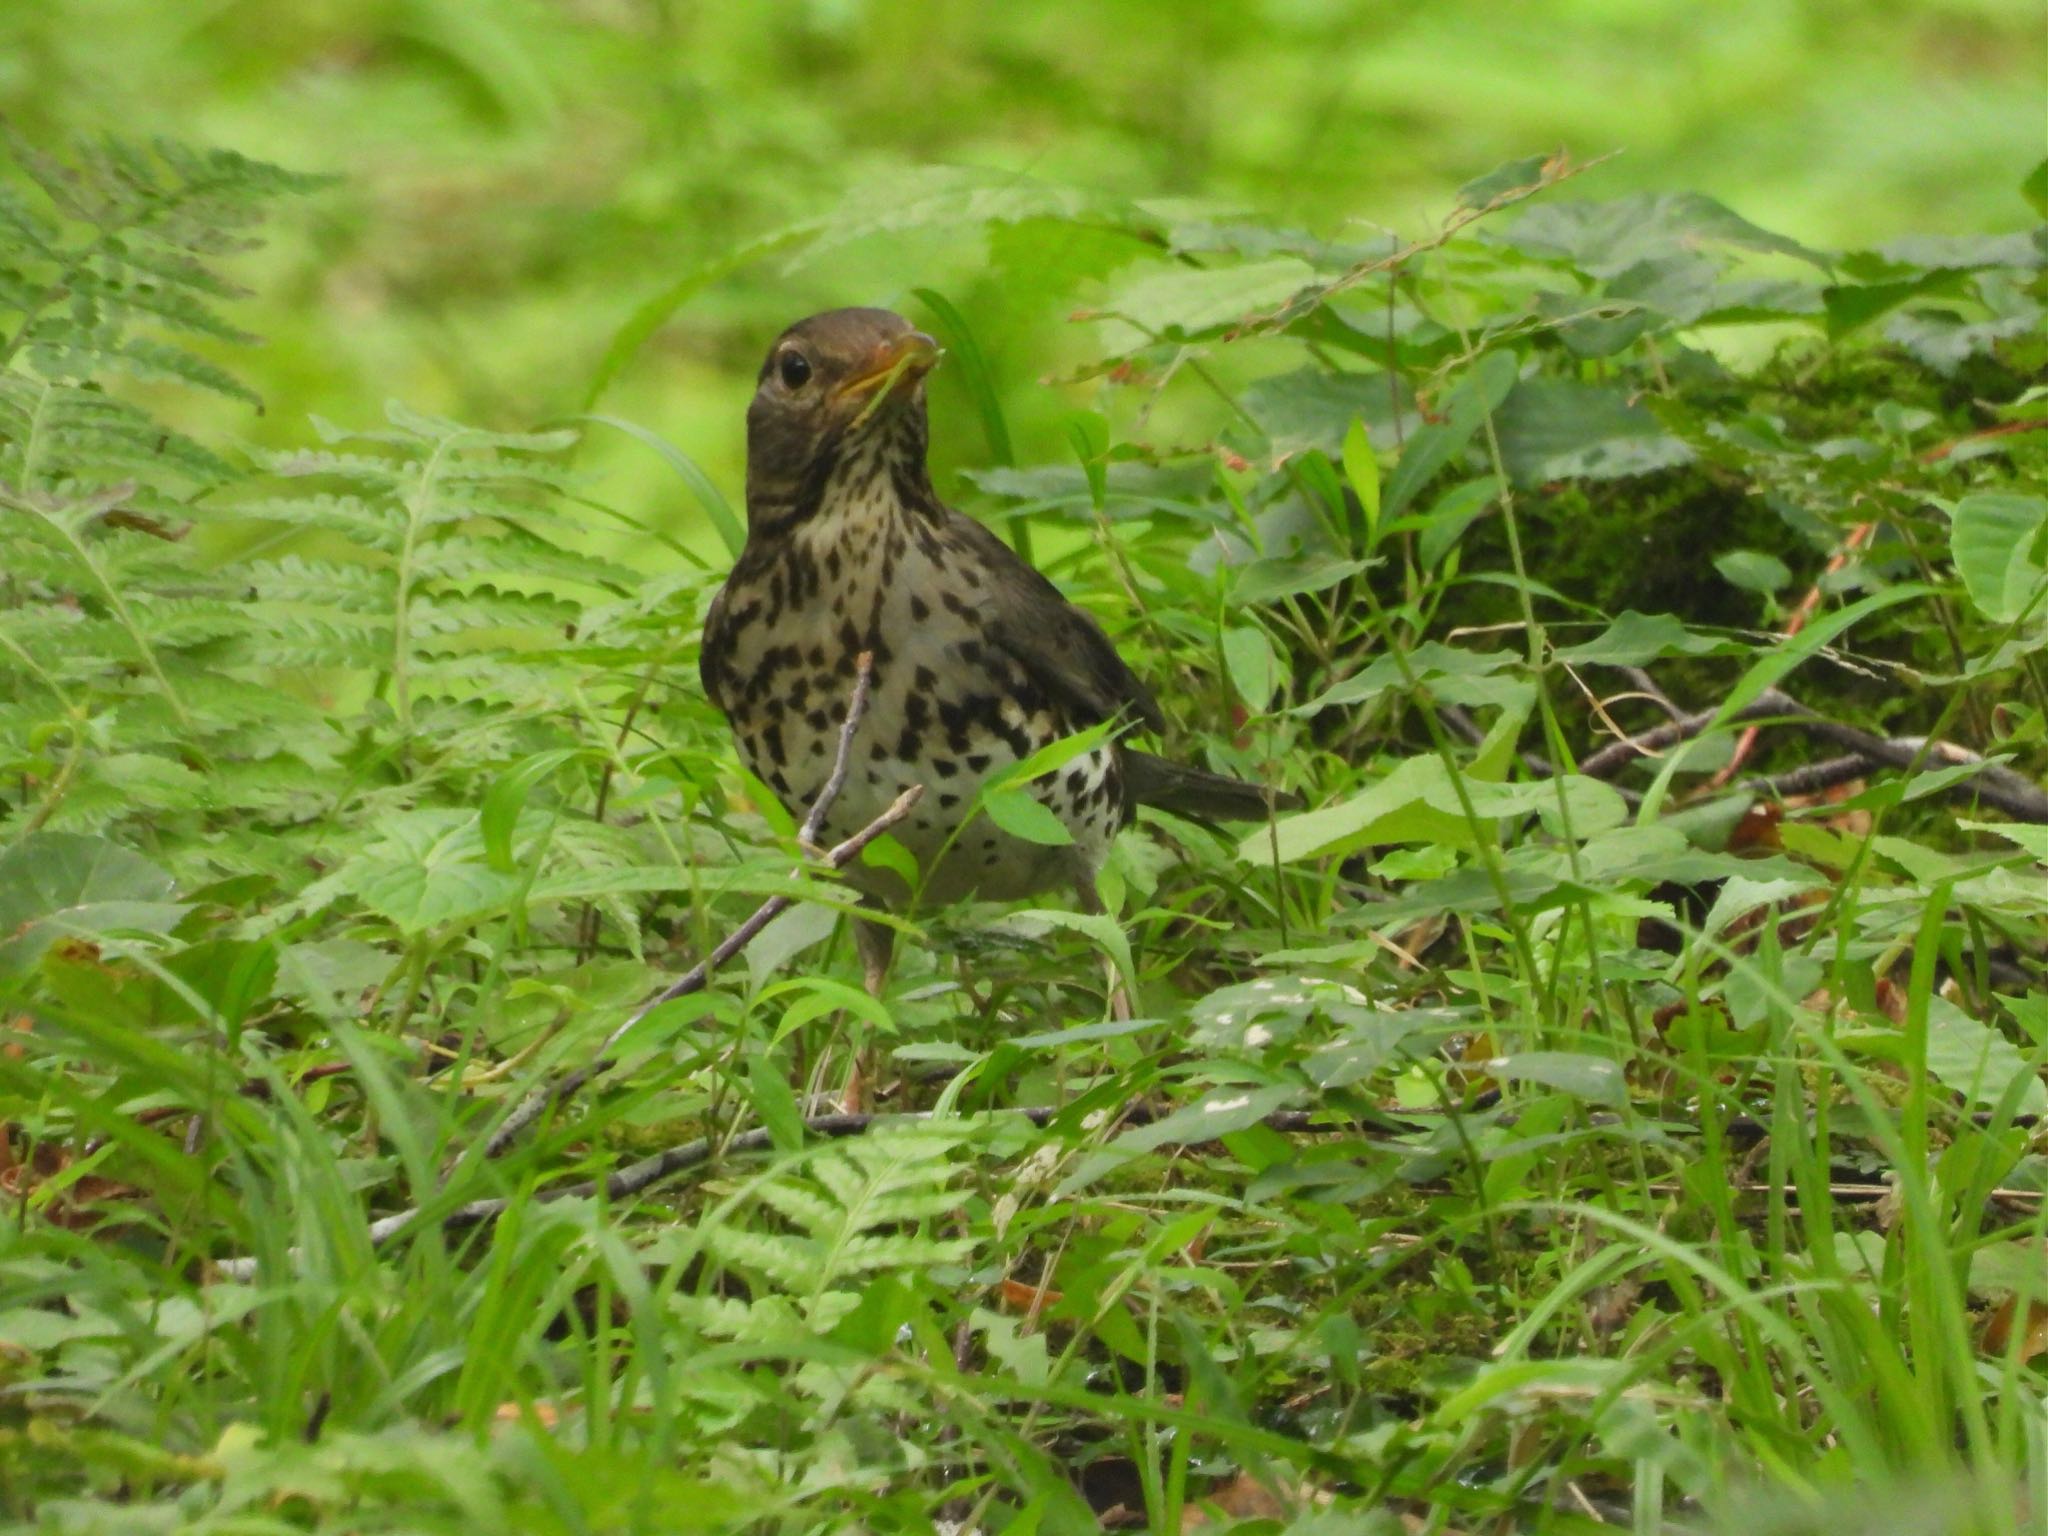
[778,350,812,390]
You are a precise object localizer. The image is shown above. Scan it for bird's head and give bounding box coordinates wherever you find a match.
[744,307,941,529]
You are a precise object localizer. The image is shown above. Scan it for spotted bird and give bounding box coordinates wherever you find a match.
[700,307,1298,1001]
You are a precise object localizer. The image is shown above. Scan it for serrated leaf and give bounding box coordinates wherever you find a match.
[1096,257,1314,350]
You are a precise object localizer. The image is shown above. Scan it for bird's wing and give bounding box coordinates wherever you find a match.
[939,509,1166,734]
[698,579,732,711]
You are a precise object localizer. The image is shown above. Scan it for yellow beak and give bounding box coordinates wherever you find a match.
[835,330,941,417]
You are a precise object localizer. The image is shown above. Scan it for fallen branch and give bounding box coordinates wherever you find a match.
[1573,685,2048,823]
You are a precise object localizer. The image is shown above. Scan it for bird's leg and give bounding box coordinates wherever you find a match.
[1074,874,1132,1023]
[842,906,896,1112]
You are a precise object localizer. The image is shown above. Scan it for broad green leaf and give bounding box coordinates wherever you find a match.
[1003,907,1135,998]
[981,786,1074,847]
[1502,192,1826,276]
[1096,257,1315,347]
[1960,820,2048,862]
[1116,1083,1300,1153]
[1301,640,1518,714]
[1715,549,1792,594]
[1243,754,1479,863]
[1457,154,1554,210]
[1416,477,1499,570]
[1948,493,2048,624]
[1458,775,1631,839]
[1482,1051,1627,1106]
[744,903,839,986]
[1228,552,1372,607]
[1493,379,1693,484]
[1237,365,1406,465]
[1924,996,2048,1116]
[1552,610,1741,666]
[0,832,186,972]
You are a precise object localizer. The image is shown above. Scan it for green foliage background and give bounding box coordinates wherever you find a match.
[3,4,2048,1534]
[4,0,2042,532]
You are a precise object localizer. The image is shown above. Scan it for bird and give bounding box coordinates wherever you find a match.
[699,306,1299,1012]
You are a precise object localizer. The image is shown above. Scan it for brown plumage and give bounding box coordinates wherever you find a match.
[700,306,1298,1001]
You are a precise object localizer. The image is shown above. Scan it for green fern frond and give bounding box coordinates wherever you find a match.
[0,128,325,405]
[704,1127,973,1303]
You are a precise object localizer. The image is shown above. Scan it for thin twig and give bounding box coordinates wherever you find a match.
[1575,693,1796,780]
[1706,521,1877,788]
[1740,753,1873,800]
[483,653,897,1159]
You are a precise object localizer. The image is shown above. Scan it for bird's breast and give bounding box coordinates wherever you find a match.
[705,514,1123,904]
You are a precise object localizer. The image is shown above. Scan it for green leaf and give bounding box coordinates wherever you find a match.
[1503,192,1827,277]
[981,786,1074,847]
[1095,257,1314,348]
[1244,754,1476,863]
[1222,624,1281,711]
[1482,1051,1627,1107]
[480,749,583,873]
[1493,379,1693,484]
[1116,1083,1300,1153]
[746,1048,808,1154]
[1924,996,2048,1116]
[1237,365,1406,466]
[1553,611,1741,666]
[912,286,1012,469]
[0,833,185,972]
[2024,159,2048,221]
[1341,416,1380,550]
[1960,820,2048,861]
[1001,907,1135,999]
[1228,552,1372,607]
[1714,549,1793,594]
[1382,349,1519,518]
[1715,584,1935,720]
[1416,477,1499,571]
[1063,410,1109,511]
[1949,493,2048,624]
[1457,155,1554,211]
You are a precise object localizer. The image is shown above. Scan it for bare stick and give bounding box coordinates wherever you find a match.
[1573,684,2048,823]
[1575,692,1796,780]
[483,653,900,1159]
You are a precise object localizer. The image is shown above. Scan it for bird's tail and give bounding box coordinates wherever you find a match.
[1123,750,1303,823]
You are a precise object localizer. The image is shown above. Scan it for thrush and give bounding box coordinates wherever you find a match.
[700,306,1298,1004]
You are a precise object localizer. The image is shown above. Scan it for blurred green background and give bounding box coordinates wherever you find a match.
[4,0,2041,547]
